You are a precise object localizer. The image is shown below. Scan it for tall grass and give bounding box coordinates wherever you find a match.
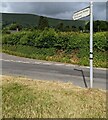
[2,44,107,67]
[2,75,107,118]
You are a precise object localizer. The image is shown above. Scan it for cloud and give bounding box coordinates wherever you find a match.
[93,2,106,20]
[1,2,106,20]
[2,0,107,2]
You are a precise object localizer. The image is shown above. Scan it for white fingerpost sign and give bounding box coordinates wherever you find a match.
[73,7,90,20]
[73,1,93,88]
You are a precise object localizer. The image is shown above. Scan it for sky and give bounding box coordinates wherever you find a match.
[1,1,107,20]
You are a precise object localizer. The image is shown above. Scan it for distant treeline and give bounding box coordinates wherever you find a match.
[2,13,85,31]
[2,14,108,32]
[37,16,108,32]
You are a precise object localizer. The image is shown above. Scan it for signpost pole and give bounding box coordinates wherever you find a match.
[90,1,93,88]
[72,2,93,88]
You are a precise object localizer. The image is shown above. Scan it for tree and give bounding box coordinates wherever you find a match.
[79,26,83,32]
[85,22,90,32]
[96,20,100,31]
[85,20,108,32]
[72,26,77,32]
[38,16,49,30]
[99,21,107,31]
[56,22,64,31]
[64,25,71,32]
[8,23,22,31]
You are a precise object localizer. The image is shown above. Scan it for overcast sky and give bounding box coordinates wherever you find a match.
[1,2,107,20]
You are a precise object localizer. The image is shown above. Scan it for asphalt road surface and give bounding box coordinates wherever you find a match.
[1,53,107,90]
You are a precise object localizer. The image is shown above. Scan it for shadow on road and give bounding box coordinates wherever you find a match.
[74,68,88,88]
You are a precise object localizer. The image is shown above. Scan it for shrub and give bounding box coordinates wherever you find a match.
[35,28,58,48]
[2,32,26,45]
[54,32,70,50]
[2,29,107,52]
[19,32,36,45]
[94,32,107,51]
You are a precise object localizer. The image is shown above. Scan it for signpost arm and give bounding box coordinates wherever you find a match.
[90,1,93,88]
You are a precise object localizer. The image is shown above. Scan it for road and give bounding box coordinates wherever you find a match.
[1,53,107,90]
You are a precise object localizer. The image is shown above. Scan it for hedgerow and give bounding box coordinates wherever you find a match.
[2,28,107,52]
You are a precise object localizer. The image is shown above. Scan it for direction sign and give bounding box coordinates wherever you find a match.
[73,7,90,20]
[73,1,94,88]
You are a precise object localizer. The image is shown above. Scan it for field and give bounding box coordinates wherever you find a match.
[2,75,107,118]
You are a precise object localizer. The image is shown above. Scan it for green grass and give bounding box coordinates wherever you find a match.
[2,45,56,60]
[2,44,107,68]
[2,75,107,118]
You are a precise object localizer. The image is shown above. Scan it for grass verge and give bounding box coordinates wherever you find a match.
[2,45,107,68]
[2,75,107,118]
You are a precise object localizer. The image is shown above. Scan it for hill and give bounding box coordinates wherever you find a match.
[2,13,86,28]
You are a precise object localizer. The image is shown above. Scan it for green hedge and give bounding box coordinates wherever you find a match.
[2,28,107,52]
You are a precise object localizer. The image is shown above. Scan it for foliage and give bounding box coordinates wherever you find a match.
[85,20,108,32]
[2,29,107,52]
[71,26,77,32]
[7,23,23,31]
[2,45,56,60]
[2,13,85,31]
[2,32,26,45]
[56,22,64,31]
[38,16,49,30]
[3,44,107,68]
[19,31,40,46]
[93,32,107,51]
[2,28,11,34]
[35,28,57,48]
[2,29,107,67]
[64,25,71,32]
[79,26,83,32]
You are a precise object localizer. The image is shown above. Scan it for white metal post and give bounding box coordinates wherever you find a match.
[90,1,93,88]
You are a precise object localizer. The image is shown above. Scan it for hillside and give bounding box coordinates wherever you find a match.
[2,13,86,28]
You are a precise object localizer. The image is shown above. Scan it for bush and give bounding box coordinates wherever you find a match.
[19,32,37,45]
[2,29,107,52]
[2,32,26,45]
[94,32,107,51]
[54,32,70,50]
[35,28,58,48]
